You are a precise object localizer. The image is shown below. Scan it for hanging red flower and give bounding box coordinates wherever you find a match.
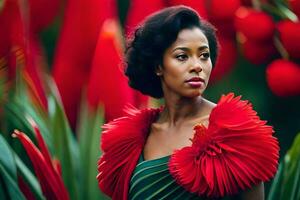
[235,6,275,41]
[241,37,278,65]
[277,20,300,59]
[169,93,279,197]
[266,59,300,97]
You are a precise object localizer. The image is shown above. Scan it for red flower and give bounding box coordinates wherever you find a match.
[12,119,69,200]
[53,0,117,128]
[207,0,241,21]
[277,20,300,59]
[169,93,279,197]
[87,19,135,122]
[210,36,237,82]
[241,36,278,65]
[28,0,61,32]
[266,59,300,97]
[235,7,275,41]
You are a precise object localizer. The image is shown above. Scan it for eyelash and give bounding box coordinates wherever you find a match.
[175,53,210,61]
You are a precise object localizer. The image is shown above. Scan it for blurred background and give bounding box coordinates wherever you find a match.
[0,0,299,199]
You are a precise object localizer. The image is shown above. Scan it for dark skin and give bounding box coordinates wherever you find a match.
[143,27,264,200]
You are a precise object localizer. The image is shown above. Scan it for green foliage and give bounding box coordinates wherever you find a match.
[268,133,300,200]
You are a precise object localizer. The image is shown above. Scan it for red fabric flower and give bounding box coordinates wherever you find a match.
[169,93,279,197]
[97,107,161,200]
[210,36,237,82]
[13,119,69,199]
[235,7,275,41]
[266,59,300,97]
[277,20,300,59]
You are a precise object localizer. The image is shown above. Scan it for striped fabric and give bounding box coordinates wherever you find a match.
[128,155,205,200]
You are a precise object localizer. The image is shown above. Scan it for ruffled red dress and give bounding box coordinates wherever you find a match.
[97,93,279,199]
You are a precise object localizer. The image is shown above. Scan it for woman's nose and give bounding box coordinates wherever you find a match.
[190,58,202,73]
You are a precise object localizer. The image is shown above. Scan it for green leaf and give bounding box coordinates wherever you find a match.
[0,164,25,200]
[15,155,45,200]
[0,134,17,180]
[268,133,300,200]
[48,94,79,200]
[78,99,108,199]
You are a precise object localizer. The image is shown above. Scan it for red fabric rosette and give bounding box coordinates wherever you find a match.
[169,93,279,198]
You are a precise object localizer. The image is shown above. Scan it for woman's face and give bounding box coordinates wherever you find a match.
[159,27,212,98]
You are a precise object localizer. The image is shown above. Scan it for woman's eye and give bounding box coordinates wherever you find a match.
[176,54,188,61]
[201,52,210,60]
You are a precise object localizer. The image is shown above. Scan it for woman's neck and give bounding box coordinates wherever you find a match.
[158,95,205,127]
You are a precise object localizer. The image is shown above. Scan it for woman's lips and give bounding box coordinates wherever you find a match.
[185,77,205,87]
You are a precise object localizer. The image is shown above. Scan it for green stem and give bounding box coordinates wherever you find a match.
[273,36,289,60]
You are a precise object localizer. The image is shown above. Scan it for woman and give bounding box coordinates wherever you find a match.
[97,6,279,200]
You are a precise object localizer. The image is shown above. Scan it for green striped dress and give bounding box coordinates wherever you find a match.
[128,154,206,200]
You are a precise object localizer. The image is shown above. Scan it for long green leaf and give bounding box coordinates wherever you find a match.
[15,154,45,200]
[48,94,79,200]
[0,164,25,200]
[0,134,17,180]
[78,100,108,199]
[268,133,300,200]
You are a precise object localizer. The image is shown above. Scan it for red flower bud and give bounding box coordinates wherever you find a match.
[277,20,300,59]
[266,59,300,97]
[235,7,275,41]
[241,37,278,65]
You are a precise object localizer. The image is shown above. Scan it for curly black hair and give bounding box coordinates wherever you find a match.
[125,5,219,98]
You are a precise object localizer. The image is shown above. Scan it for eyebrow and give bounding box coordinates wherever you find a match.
[172,46,209,53]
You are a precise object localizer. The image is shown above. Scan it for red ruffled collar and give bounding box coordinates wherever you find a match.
[97,93,279,199]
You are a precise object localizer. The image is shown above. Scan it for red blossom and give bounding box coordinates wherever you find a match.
[208,0,241,21]
[241,36,278,65]
[235,7,275,41]
[53,0,117,128]
[266,59,300,97]
[169,93,279,197]
[28,0,61,32]
[277,20,300,59]
[87,19,135,122]
[12,122,69,200]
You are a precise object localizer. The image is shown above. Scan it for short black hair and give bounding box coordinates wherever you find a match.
[125,5,219,98]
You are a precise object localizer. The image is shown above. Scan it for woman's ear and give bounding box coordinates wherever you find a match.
[155,65,163,76]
